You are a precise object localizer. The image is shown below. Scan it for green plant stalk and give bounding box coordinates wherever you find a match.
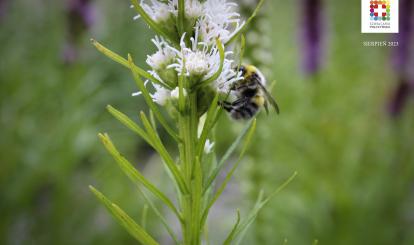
[178,89,202,245]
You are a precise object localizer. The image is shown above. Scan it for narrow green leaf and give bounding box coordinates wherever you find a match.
[149,110,157,132]
[140,111,189,194]
[238,34,246,68]
[178,61,186,112]
[91,38,129,67]
[128,54,180,142]
[91,39,171,89]
[192,38,225,90]
[234,172,297,244]
[201,119,257,226]
[141,204,149,229]
[204,119,255,194]
[313,240,319,245]
[106,105,153,146]
[222,209,241,245]
[233,190,263,245]
[260,172,297,207]
[137,186,181,244]
[130,0,179,46]
[196,93,219,158]
[98,133,181,219]
[226,0,265,45]
[89,186,159,245]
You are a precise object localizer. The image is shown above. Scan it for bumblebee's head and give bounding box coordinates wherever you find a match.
[238,65,257,78]
[238,65,266,86]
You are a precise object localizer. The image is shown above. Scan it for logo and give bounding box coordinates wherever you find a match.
[370,1,390,21]
[361,0,398,33]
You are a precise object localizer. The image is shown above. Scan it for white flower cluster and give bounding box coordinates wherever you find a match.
[134,0,243,43]
[132,0,244,106]
[133,0,204,22]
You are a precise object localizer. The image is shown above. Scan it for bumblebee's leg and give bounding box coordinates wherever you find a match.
[232,99,260,119]
[218,101,233,112]
[231,97,250,107]
[218,97,249,113]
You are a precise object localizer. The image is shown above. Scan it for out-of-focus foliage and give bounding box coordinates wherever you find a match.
[1,0,413,245]
[0,0,158,244]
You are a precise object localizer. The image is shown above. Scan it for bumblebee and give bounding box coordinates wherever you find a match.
[220,65,280,120]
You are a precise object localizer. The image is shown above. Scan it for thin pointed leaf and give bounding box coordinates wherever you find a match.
[141,205,149,229]
[91,38,129,67]
[140,111,189,194]
[260,172,297,207]
[201,119,257,226]
[130,0,179,46]
[106,105,153,146]
[204,119,255,194]
[196,93,219,158]
[222,209,241,245]
[98,133,181,219]
[91,39,171,89]
[238,34,246,68]
[89,186,159,245]
[128,54,180,142]
[137,186,181,244]
[226,0,265,45]
[193,38,225,90]
[178,61,186,111]
[234,172,297,244]
[233,190,264,245]
[149,110,157,132]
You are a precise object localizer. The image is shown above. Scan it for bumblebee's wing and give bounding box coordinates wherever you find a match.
[257,82,280,114]
[263,100,269,115]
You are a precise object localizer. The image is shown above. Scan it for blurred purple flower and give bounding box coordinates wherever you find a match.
[300,0,325,76]
[62,0,96,64]
[392,0,413,74]
[388,78,414,117]
[388,0,414,117]
[67,0,95,29]
[0,0,8,20]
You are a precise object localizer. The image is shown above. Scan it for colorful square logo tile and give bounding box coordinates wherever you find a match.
[362,0,398,33]
[369,1,391,21]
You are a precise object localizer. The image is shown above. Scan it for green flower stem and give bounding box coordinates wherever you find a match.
[177,0,185,36]
[178,88,203,245]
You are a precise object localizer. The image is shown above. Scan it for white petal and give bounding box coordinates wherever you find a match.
[204,139,215,154]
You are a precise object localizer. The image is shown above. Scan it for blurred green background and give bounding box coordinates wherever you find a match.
[1,0,413,244]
